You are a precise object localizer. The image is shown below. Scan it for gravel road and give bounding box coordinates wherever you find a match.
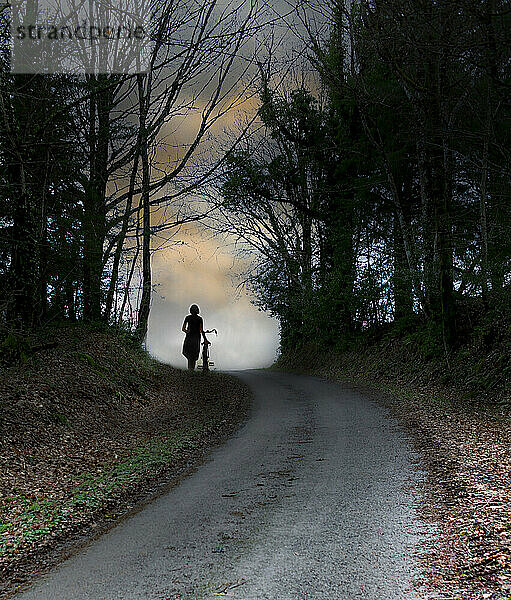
[14,370,436,599]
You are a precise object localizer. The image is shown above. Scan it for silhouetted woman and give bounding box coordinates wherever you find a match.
[182,304,209,370]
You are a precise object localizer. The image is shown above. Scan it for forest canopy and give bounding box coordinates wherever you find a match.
[218,0,511,356]
[0,0,510,362]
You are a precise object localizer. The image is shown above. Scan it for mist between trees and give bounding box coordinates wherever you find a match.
[1,0,510,364]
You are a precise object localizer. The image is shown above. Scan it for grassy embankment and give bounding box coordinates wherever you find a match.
[0,323,250,595]
[277,312,511,600]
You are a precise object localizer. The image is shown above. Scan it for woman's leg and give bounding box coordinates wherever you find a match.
[188,358,196,370]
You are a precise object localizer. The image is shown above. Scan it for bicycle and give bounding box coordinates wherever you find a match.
[201,329,217,372]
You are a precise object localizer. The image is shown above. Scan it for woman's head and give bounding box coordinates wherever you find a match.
[189,304,200,315]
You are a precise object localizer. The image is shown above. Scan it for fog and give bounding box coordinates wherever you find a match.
[145,229,280,370]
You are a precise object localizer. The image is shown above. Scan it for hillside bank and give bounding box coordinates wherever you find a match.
[0,323,250,598]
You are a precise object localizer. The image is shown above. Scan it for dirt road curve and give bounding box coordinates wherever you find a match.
[14,370,435,599]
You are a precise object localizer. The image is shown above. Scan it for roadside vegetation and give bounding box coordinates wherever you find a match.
[0,323,250,597]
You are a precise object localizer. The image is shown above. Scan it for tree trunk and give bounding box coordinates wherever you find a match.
[103,150,140,322]
[420,78,455,348]
[118,211,141,326]
[328,199,355,336]
[134,75,152,344]
[65,280,76,321]
[5,74,44,330]
[393,211,413,320]
[10,168,39,329]
[83,75,111,321]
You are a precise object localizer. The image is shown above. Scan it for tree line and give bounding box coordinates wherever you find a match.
[218,0,511,357]
[0,0,258,345]
[1,0,509,362]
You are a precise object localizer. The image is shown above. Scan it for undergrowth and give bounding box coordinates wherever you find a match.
[0,426,207,559]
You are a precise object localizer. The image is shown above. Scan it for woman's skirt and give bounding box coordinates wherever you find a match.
[182,333,200,361]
